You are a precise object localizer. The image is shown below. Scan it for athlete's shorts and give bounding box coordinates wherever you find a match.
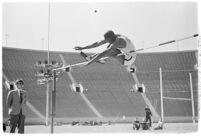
[123,52,136,66]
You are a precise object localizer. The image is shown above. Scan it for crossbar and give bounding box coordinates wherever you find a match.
[163,96,191,101]
[53,61,88,71]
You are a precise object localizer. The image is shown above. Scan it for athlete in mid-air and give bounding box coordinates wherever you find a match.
[74,30,137,71]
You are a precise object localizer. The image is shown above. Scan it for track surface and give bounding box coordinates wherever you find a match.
[4,123,198,133]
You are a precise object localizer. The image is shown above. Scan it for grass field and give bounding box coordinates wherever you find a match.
[3,122,198,134]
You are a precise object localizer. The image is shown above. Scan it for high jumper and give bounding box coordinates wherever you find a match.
[74,30,137,71]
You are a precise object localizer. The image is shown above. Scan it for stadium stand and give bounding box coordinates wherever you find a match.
[2,47,198,124]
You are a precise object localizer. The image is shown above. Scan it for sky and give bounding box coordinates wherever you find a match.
[2,1,199,53]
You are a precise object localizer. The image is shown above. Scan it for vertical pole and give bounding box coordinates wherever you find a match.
[189,73,195,124]
[5,34,8,46]
[51,71,56,133]
[160,67,164,122]
[45,82,49,126]
[46,1,51,126]
[47,2,51,62]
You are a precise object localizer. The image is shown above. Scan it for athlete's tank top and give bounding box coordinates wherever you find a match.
[116,35,135,55]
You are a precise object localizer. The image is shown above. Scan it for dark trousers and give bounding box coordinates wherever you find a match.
[145,116,152,127]
[141,122,149,130]
[9,111,25,133]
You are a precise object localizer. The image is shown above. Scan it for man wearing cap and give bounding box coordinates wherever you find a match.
[6,79,27,133]
[74,30,136,71]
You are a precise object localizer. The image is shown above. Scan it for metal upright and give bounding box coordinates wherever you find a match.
[51,71,56,133]
[46,1,51,126]
[189,73,195,124]
[159,67,164,123]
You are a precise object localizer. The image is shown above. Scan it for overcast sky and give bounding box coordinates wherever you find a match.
[2,2,199,53]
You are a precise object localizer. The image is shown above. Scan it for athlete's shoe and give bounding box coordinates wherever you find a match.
[80,51,106,64]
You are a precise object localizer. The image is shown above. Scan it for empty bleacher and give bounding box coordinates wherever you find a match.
[2,47,198,123]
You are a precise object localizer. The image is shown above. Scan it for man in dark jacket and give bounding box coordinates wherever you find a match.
[145,106,152,127]
[6,79,27,133]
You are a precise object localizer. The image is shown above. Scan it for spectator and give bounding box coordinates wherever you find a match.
[6,79,27,133]
[145,105,152,127]
[154,118,163,130]
[3,123,6,132]
[133,117,140,130]
[141,118,149,130]
[72,121,79,126]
